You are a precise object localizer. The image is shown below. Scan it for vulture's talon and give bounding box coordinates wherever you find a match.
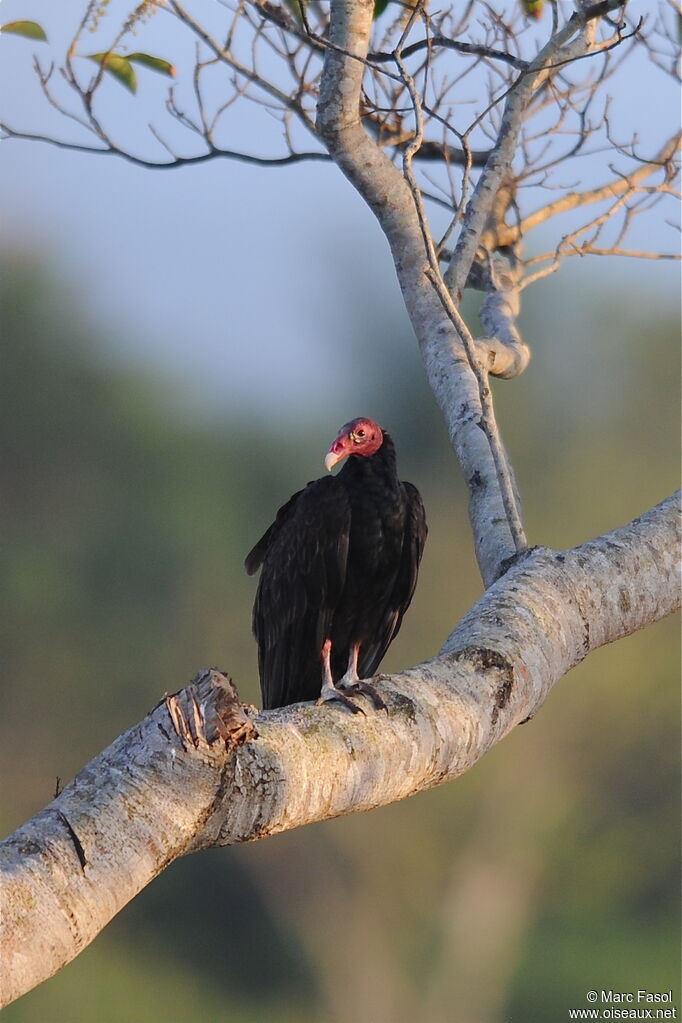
[317,683,366,715]
[341,680,387,712]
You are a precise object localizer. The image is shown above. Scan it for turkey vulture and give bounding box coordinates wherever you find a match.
[245,417,427,712]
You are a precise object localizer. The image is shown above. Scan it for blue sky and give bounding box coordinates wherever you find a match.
[0,0,678,423]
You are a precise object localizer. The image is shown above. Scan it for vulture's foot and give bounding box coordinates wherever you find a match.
[316,681,366,715]
[316,679,387,713]
[339,679,387,712]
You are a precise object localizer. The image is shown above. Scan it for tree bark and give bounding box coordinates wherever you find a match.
[314,0,625,586]
[316,0,522,584]
[0,0,677,1009]
[1,491,678,1008]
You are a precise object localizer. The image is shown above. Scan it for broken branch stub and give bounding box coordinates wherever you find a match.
[165,669,258,751]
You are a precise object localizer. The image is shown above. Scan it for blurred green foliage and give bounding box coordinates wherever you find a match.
[1,258,679,1022]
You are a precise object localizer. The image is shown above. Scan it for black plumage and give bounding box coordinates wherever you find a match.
[245,418,427,711]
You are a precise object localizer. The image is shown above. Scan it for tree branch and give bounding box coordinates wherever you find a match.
[0,123,330,168]
[474,251,531,379]
[169,0,317,133]
[393,38,527,554]
[442,1,621,298]
[1,492,678,1008]
[367,35,529,71]
[497,132,681,248]
[316,0,525,584]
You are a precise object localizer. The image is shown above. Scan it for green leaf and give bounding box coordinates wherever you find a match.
[282,0,305,24]
[127,53,176,78]
[521,0,544,18]
[86,53,137,94]
[372,0,391,17]
[0,20,47,41]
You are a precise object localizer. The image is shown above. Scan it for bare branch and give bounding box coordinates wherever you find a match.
[316,0,526,583]
[572,246,681,259]
[393,29,527,551]
[169,0,319,133]
[499,133,681,246]
[0,124,329,169]
[368,34,529,70]
[1,494,678,1008]
[474,251,531,379]
[443,1,619,298]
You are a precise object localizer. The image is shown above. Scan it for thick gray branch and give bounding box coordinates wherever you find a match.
[314,0,626,583]
[316,0,523,583]
[1,493,678,1008]
[470,251,531,379]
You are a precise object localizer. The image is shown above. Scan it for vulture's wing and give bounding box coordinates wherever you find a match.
[245,488,305,575]
[358,480,427,679]
[249,477,351,708]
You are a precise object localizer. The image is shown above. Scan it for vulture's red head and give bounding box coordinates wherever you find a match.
[325,417,384,471]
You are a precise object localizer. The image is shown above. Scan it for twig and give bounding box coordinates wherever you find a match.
[575,246,680,259]
[499,133,681,245]
[0,124,329,168]
[443,0,626,298]
[393,35,527,554]
[369,35,528,70]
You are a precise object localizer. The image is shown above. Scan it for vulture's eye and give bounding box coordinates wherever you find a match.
[356,429,365,438]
